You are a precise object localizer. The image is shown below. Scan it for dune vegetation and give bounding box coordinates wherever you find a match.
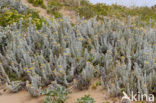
[0,0,156,103]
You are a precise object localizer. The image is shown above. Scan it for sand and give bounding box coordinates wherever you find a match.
[59,7,77,24]
[0,88,116,103]
[0,90,44,103]
[21,0,77,24]
[21,0,50,18]
[0,82,120,103]
[66,86,117,103]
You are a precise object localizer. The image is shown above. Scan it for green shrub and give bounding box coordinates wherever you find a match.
[77,95,96,103]
[0,9,45,29]
[28,0,46,8]
[76,6,96,19]
[0,10,24,27]
[47,0,63,18]
[43,87,71,103]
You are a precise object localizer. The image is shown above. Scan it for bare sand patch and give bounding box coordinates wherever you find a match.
[21,0,50,18]
[59,7,77,24]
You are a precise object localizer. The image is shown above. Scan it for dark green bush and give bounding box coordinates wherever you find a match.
[43,87,71,103]
[28,0,46,8]
[0,9,45,29]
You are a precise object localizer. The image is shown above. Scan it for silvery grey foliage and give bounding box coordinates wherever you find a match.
[6,81,23,92]
[75,61,94,90]
[0,13,155,97]
[0,0,28,13]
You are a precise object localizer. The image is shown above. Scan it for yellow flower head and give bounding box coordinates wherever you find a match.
[73,79,78,83]
[61,70,65,73]
[83,20,87,23]
[53,70,57,73]
[78,37,83,41]
[58,65,62,69]
[77,33,81,36]
[121,56,125,59]
[53,32,57,35]
[111,83,115,86]
[24,67,27,70]
[107,50,112,54]
[117,39,121,42]
[29,67,34,70]
[121,64,125,67]
[144,61,149,65]
[26,70,30,73]
[40,64,44,68]
[26,80,31,87]
[64,53,71,56]
[26,80,30,84]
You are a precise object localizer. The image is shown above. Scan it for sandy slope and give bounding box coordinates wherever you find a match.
[21,0,50,18]
[21,0,77,23]
[59,7,77,24]
[0,91,44,103]
[0,84,119,103]
[66,86,117,103]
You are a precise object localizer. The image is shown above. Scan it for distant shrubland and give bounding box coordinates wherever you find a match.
[1,0,156,27]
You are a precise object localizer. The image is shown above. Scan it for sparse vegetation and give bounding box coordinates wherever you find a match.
[47,0,62,18]
[43,86,71,103]
[46,0,156,26]
[92,81,101,89]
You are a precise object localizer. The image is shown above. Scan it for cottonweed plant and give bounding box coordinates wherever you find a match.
[0,14,155,98]
[0,0,28,13]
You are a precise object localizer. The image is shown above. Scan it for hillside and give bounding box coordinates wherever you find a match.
[1,0,156,27]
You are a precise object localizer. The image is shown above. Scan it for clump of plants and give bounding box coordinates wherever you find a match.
[47,0,63,18]
[43,86,71,103]
[28,0,46,8]
[0,9,44,29]
[77,95,96,103]
[0,0,28,13]
[92,81,101,89]
[0,0,45,29]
